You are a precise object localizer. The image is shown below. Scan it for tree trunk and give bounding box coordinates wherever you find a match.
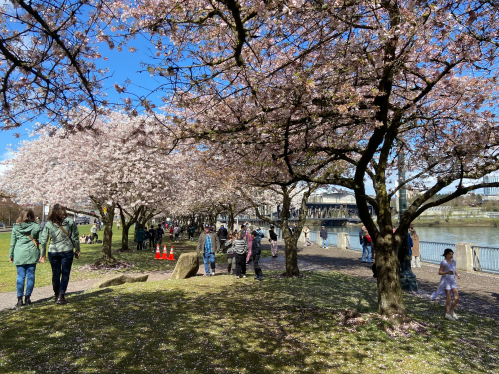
[280,190,300,276]
[228,209,235,232]
[374,230,406,317]
[93,202,117,266]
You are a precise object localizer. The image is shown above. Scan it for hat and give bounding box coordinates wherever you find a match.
[204,224,210,228]
[442,248,454,256]
[321,226,324,228]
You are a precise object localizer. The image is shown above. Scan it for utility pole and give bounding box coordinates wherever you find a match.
[398,149,407,223]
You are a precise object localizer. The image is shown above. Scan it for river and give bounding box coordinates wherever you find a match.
[261,224,499,248]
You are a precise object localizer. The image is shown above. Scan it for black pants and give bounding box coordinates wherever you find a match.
[253,254,263,277]
[235,253,246,276]
[149,237,155,249]
[155,237,162,249]
[91,233,98,242]
[137,241,144,250]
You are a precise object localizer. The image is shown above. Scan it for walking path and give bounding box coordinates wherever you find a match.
[2,240,498,320]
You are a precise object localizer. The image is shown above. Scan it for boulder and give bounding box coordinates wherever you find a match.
[93,274,149,288]
[124,274,149,283]
[93,274,127,288]
[171,252,200,279]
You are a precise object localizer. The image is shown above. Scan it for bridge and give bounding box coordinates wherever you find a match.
[234,202,373,226]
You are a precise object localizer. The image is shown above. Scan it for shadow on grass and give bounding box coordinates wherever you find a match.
[0,272,497,373]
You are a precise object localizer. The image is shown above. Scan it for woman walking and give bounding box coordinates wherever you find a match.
[269,225,278,257]
[431,248,460,321]
[303,226,312,246]
[40,204,80,305]
[9,209,41,307]
[410,226,421,268]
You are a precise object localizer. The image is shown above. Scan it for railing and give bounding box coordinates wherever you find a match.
[310,231,317,242]
[419,241,455,265]
[471,246,499,273]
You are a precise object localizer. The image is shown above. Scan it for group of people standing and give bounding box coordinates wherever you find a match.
[9,204,80,307]
[196,223,278,280]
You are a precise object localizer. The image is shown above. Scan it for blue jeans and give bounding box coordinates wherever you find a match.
[203,252,216,275]
[362,244,372,263]
[16,264,37,297]
[48,251,74,295]
[321,238,328,248]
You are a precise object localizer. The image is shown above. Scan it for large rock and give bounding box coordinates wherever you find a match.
[93,274,149,288]
[171,252,199,279]
[124,274,149,283]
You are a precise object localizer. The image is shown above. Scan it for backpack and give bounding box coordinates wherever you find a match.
[366,235,372,243]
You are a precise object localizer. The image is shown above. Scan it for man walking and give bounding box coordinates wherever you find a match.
[90,222,98,243]
[196,224,220,276]
[320,226,328,249]
[217,224,228,251]
[155,224,164,249]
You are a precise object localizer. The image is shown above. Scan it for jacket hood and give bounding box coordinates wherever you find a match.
[17,221,38,234]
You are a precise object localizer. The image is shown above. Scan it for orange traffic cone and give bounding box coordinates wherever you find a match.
[154,245,161,259]
[168,246,175,261]
[162,245,168,260]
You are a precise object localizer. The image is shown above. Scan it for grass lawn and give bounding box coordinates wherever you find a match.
[0,271,497,373]
[0,225,268,293]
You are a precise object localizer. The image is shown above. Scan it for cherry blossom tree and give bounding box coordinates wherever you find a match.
[0,110,181,264]
[0,0,116,131]
[108,0,499,316]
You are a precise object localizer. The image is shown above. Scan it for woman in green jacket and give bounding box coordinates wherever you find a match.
[40,204,80,305]
[9,209,41,307]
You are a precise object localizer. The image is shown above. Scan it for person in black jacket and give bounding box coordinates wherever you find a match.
[148,226,155,250]
[217,224,228,250]
[154,224,164,250]
[269,225,278,257]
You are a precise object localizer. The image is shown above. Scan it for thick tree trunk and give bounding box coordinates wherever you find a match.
[375,231,405,317]
[122,224,131,250]
[280,191,300,276]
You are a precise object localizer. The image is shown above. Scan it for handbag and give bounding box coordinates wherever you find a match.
[56,222,80,259]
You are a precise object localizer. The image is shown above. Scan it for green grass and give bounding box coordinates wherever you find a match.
[0,271,497,373]
[0,225,267,293]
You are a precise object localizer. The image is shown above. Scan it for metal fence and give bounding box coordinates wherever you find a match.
[419,241,455,265]
[471,246,499,273]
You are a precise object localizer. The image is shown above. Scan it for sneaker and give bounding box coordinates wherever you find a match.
[235,276,241,279]
[212,271,216,276]
[445,313,455,321]
[451,311,459,320]
[242,275,247,278]
[254,275,259,279]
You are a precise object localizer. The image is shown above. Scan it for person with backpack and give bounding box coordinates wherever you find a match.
[40,204,80,305]
[9,209,41,307]
[269,225,278,257]
[155,224,164,249]
[362,226,373,263]
[217,224,228,250]
[173,225,180,242]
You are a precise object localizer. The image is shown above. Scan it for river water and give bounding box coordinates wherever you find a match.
[265,224,499,248]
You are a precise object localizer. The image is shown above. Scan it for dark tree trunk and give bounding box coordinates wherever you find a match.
[91,200,117,266]
[228,209,235,232]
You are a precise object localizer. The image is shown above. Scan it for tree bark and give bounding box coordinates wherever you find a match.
[90,199,117,266]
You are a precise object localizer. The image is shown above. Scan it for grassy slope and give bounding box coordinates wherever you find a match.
[0,271,497,373]
[0,225,267,293]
